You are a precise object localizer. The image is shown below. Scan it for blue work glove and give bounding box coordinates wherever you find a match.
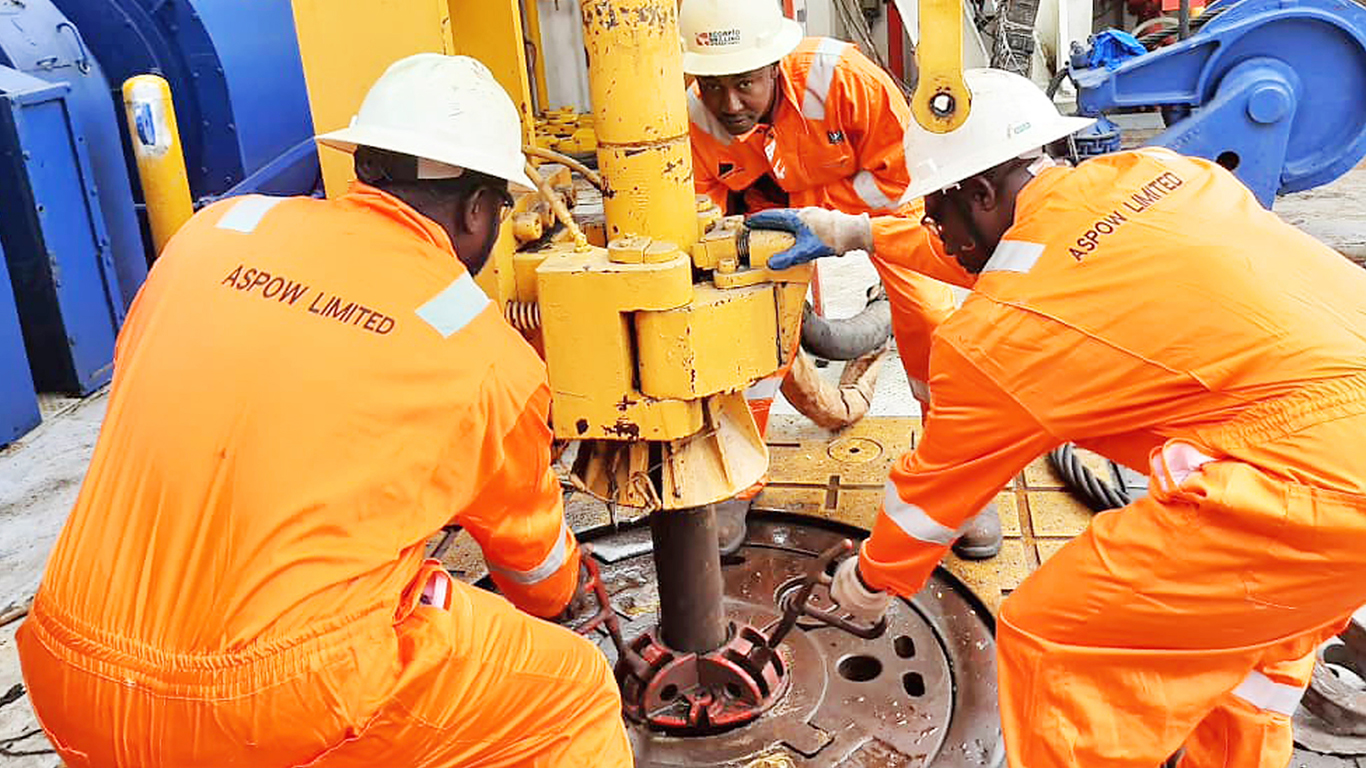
[746,207,873,271]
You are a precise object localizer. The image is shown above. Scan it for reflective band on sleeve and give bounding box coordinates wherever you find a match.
[486,519,571,586]
[1231,670,1306,716]
[800,38,848,120]
[215,196,286,233]
[687,91,733,145]
[981,241,1046,274]
[414,272,491,338]
[853,170,897,212]
[882,481,958,545]
[744,376,783,401]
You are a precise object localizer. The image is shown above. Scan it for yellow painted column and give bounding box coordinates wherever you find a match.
[580,0,697,249]
[289,0,450,196]
[445,0,536,150]
[121,75,193,256]
[522,0,552,111]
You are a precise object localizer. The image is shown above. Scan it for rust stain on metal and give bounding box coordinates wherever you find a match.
[601,135,690,151]
[581,0,621,30]
[605,418,642,439]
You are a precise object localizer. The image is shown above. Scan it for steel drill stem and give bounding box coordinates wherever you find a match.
[650,504,729,653]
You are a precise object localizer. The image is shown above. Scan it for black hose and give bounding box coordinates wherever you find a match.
[1048,443,1132,511]
[799,294,893,361]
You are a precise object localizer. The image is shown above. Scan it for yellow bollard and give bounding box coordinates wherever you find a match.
[121,75,194,256]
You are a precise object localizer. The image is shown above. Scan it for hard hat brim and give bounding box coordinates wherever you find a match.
[681,19,803,76]
[898,115,1096,203]
[316,124,537,192]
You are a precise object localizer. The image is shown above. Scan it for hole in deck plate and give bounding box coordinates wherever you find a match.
[1216,151,1241,171]
[895,635,916,659]
[660,684,679,701]
[837,654,883,682]
[725,683,744,699]
[903,671,926,697]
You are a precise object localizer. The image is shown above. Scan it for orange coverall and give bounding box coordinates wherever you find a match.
[688,36,957,433]
[17,186,630,768]
[859,148,1366,767]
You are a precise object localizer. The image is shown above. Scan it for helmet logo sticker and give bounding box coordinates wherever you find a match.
[695,29,743,46]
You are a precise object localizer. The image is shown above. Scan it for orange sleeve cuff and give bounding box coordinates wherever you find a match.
[870,214,976,289]
[488,529,581,619]
[858,513,948,597]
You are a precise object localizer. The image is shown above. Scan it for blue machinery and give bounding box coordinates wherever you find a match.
[0,0,318,444]
[1070,0,1366,207]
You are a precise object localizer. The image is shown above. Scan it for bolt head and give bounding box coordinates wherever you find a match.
[1247,85,1292,124]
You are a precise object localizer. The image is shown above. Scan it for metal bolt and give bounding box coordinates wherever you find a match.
[1246,84,1292,125]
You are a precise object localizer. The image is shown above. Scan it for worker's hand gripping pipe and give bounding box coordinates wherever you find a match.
[897,0,972,132]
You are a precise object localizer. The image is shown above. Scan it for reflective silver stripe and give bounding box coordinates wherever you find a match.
[215,196,286,233]
[1136,146,1179,164]
[981,240,1046,274]
[687,91,733,146]
[1231,670,1306,716]
[414,272,491,338]
[801,38,848,120]
[487,518,571,586]
[853,170,897,212]
[882,481,957,545]
[744,376,783,401]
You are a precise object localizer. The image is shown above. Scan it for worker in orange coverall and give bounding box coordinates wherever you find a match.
[679,0,998,560]
[749,67,1366,767]
[17,54,630,768]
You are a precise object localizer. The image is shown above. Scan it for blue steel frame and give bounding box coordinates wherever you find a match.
[0,0,148,309]
[49,0,319,202]
[0,67,123,395]
[0,234,42,447]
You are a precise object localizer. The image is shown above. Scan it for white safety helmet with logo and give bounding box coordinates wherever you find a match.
[680,0,804,76]
[316,53,535,191]
[899,68,1095,203]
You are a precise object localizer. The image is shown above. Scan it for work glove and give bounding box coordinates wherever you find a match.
[746,207,873,270]
[829,553,892,625]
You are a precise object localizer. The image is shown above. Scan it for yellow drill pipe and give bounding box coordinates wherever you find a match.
[580,0,698,249]
[121,75,194,256]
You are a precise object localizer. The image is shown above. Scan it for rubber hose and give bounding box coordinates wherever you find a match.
[799,298,893,361]
[779,345,886,430]
[1048,443,1132,511]
[523,145,604,191]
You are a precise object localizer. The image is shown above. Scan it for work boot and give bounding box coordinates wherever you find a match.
[951,502,1002,560]
[713,498,750,556]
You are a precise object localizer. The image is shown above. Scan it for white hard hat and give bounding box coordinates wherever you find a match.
[316,53,535,191]
[680,0,804,76]
[899,68,1095,203]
